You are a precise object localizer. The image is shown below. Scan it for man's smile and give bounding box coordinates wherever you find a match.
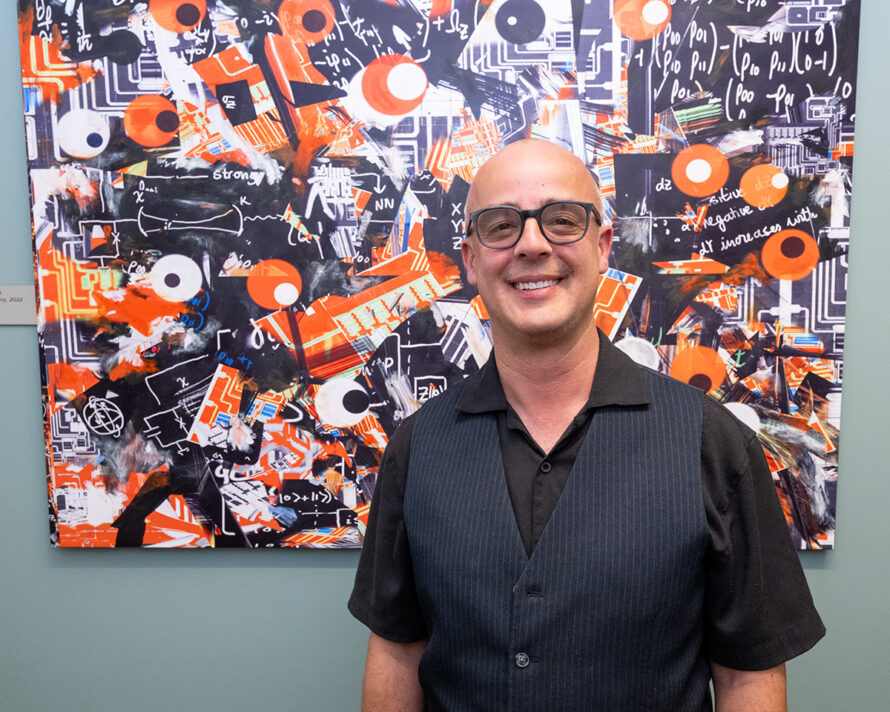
[510,278,562,291]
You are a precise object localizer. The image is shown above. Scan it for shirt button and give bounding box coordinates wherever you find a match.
[514,652,530,668]
[539,461,552,474]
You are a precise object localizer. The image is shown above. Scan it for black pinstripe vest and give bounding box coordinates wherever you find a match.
[403,368,712,711]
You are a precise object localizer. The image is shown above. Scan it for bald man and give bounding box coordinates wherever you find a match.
[349,139,823,711]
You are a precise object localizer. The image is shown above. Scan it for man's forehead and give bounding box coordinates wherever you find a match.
[467,140,598,211]
[477,139,582,174]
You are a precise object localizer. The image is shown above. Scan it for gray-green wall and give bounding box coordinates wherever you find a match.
[2,3,888,710]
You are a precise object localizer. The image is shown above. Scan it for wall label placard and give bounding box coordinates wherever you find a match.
[0,286,36,325]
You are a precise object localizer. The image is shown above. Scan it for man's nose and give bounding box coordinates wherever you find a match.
[514,215,552,257]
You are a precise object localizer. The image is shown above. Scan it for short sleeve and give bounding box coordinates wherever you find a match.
[701,397,826,670]
[347,415,428,643]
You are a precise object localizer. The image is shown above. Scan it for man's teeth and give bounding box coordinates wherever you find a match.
[514,279,559,291]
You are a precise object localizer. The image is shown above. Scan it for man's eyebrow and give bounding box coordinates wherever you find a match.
[475,198,588,210]
[471,201,520,209]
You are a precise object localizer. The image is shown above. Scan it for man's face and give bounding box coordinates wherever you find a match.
[461,141,612,347]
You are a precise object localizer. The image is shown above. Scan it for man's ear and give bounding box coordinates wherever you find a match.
[461,238,479,286]
[597,225,613,275]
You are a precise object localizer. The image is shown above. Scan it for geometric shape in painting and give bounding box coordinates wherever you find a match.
[671,144,730,198]
[670,346,727,395]
[101,30,144,66]
[246,260,303,310]
[760,229,820,281]
[123,95,179,147]
[278,0,337,45]
[615,336,660,370]
[495,0,547,45]
[216,81,257,126]
[80,395,126,438]
[149,254,204,302]
[740,163,789,209]
[289,81,348,109]
[361,54,428,116]
[315,378,371,427]
[149,0,206,33]
[613,0,672,40]
[57,109,110,159]
[724,402,762,434]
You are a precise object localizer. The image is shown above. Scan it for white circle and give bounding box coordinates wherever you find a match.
[273,282,300,306]
[614,337,660,370]
[771,172,789,189]
[507,16,518,26]
[150,254,203,302]
[314,378,370,427]
[724,402,762,434]
[57,109,110,159]
[686,158,712,184]
[642,0,670,25]
[387,62,427,102]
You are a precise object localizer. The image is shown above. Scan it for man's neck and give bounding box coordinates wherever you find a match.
[492,322,601,453]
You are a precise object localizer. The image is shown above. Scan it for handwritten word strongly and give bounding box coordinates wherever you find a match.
[212,168,268,186]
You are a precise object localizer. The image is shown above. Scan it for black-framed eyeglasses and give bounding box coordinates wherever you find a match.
[466,200,602,249]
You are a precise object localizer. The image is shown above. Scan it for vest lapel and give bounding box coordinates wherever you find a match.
[477,412,531,563]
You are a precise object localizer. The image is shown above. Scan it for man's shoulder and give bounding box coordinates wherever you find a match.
[700,392,761,450]
[633,363,762,450]
[389,376,471,449]
[633,360,707,405]
[415,376,469,419]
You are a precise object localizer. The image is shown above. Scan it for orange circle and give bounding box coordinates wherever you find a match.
[278,0,336,45]
[614,0,672,41]
[149,0,206,33]
[761,229,819,281]
[361,54,428,116]
[671,144,729,197]
[670,346,726,395]
[123,95,179,147]
[247,260,303,310]
[739,163,788,209]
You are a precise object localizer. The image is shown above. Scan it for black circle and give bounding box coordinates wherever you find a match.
[104,30,143,66]
[175,3,201,27]
[343,388,370,415]
[302,9,327,33]
[86,132,104,148]
[495,0,546,45]
[155,110,179,133]
[780,235,806,259]
[689,374,713,392]
[164,273,181,288]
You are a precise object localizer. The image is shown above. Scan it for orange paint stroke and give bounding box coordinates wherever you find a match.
[19,7,98,104]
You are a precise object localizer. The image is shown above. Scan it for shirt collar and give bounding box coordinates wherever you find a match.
[456,329,651,414]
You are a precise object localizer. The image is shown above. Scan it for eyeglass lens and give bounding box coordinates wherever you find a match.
[475,202,589,246]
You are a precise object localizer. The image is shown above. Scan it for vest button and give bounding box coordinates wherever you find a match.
[539,460,552,474]
[514,652,530,668]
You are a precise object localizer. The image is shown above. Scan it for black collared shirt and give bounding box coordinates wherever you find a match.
[349,334,825,670]
[455,332,650,556]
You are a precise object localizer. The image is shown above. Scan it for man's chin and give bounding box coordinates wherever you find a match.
[495,316,593,347]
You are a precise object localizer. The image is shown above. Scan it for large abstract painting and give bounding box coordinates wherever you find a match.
[20,0,858,548]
